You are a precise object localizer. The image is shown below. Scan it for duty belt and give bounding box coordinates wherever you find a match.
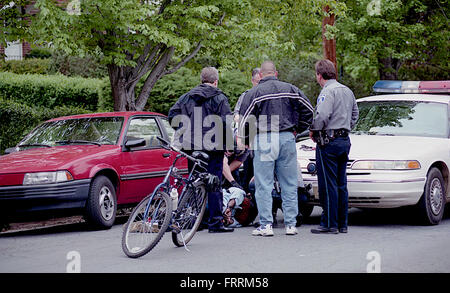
[312,128,349,146]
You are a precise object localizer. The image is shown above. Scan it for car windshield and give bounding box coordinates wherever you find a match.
[19,117,124,147]
[353,100,449,138]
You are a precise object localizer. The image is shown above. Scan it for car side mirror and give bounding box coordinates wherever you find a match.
[296,130,310,142]
[123,137,146,151]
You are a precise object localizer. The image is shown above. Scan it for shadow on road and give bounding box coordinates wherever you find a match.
[304,205,450,227]
[0,216,128,238]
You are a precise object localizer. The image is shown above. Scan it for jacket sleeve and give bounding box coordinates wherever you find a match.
[218,95,235,151]
[168,94,185,128]
[295,89,314,133]
[310,90,333,131]
[237,90,256,143]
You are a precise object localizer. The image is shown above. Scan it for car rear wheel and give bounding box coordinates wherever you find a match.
[85,175,117,229]
[418,167,446,225]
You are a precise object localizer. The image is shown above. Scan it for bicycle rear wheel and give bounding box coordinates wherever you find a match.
[171,183,207,247]
[122,191,172,258]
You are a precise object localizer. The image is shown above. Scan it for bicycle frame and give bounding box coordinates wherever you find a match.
[143,146,208,226]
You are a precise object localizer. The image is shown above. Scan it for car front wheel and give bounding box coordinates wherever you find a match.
[85,175,117,229]
[418,167,446,225]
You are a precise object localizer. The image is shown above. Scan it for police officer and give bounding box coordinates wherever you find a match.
[309,59,359,234]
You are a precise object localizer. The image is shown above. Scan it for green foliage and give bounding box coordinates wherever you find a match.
[337,0,449,83]
[47,50,108,79]
[219,70,253,108]
[26,47,53,59]
[0,72,112,111]
[145,67,198,115]
[145,67,251,115]
[0,97,89,154]
[0,59,51,75]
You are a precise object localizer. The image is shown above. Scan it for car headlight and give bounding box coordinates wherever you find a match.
[298,158,310,169]
[351,160,421,170]
[23,171,74,185]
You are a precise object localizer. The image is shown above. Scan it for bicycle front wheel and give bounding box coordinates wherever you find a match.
[122,191,172,258]
[171,183,207,247]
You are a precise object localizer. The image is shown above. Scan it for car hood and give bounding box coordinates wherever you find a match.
[0,145,119,174]
[297,134,448,160]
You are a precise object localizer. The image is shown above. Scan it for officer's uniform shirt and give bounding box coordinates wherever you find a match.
[311,79,359,131]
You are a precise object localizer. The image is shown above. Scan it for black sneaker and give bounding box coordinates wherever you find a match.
[311,226,338,234]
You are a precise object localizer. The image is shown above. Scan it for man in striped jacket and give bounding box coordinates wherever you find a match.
[238,60,314,237]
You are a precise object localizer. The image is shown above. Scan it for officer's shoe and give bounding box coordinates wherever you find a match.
[310,226,338,234]
[339,227,348,233]
[252,224,274,237]
[208,226,234,233]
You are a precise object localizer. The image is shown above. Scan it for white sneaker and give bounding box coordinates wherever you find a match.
[285,226,298,235]
[252,224,274,237]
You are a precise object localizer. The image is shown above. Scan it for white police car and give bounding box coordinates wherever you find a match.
[297,80,450,225]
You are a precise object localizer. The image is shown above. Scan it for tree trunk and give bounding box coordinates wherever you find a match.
[379,57,401,80]
[322,6,337,76]
[108,64,136,111]
[107,43,201,112]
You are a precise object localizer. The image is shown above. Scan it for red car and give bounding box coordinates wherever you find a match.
[0,112,186,229]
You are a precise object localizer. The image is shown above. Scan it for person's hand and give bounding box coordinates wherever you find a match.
[236,137,246,151]
[309,131,316,142]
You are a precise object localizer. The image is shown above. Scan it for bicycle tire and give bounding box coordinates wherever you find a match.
[121,191,172,258]
[171,183,207,247]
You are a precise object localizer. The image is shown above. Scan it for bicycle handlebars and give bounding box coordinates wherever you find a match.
[156,136,208,168]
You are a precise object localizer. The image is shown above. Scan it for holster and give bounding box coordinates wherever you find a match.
[312,131,330,147]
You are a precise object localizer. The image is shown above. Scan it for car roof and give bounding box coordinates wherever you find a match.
[47,111,166,122]
[358,94,450,104]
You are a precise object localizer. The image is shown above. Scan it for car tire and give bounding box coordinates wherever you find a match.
[418,167,446,225]
[85,175,117,229]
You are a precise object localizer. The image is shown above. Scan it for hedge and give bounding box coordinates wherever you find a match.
[0,72,112,111]
[146,67,251,115]
[0,59,51,75]
[0,98,90,154]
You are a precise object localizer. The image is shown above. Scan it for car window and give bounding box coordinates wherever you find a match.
[353,101,448,138]
[20,117,124,147]
[126,117,162,148]
[159,118,175,141]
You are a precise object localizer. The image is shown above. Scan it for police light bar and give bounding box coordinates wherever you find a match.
[373,80,450,94]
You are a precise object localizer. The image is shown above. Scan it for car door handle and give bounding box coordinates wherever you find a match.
[162,153,171,158]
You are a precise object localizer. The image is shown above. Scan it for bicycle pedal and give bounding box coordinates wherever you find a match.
[171,224,181,233]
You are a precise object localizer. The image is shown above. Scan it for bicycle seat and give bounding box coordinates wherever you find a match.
[192,151,209,163]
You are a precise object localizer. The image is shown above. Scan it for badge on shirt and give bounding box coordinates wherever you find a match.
[317,95,326,104]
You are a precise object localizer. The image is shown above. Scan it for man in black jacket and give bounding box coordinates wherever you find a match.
[168,67,234,233]
[238,61,314,236]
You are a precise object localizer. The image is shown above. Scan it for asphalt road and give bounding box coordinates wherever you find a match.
[1,206,450,273]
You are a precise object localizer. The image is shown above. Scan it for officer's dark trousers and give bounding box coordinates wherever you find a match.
[315,137,351,229]
[187,151,224,230]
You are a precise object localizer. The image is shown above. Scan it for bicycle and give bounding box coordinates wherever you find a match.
[121,137,218,258]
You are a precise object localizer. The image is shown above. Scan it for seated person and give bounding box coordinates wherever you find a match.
[222,187,258,228]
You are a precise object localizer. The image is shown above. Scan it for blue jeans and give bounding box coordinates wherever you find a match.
[315,137,351,229]
[253,132,298,227]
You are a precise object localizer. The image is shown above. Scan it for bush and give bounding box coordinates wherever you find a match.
[0,98,89,154]
[0,72,112,111]
[0,59,51,75]
[48,50,108,79]
[145,67,251,115]
[26,47,53,59]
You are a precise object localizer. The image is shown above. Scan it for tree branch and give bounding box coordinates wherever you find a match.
[135,46,175,110]
[164,42,203,75]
